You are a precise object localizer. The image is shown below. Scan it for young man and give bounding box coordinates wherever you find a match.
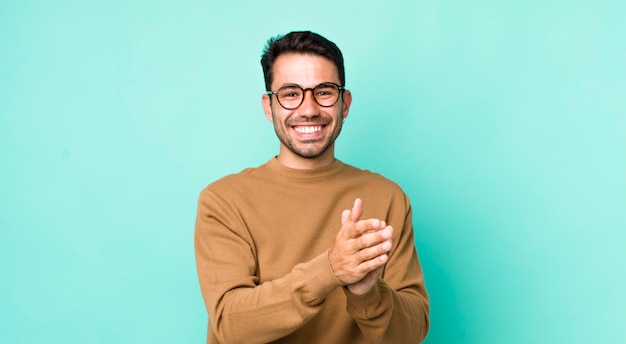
[195,31,429,343]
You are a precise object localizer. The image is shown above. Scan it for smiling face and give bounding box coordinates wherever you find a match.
[262,53,352,169]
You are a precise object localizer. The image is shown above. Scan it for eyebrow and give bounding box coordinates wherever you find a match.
[278,83,301,89]
[277,82,338,89]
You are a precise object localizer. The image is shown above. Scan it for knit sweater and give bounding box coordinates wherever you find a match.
[194,158,429,343]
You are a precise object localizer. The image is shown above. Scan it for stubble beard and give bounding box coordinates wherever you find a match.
[272,112,344,159]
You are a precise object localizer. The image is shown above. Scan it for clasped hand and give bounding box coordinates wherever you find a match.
[328,198,393,295]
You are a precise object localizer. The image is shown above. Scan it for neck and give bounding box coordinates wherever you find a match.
[276,146,336,170]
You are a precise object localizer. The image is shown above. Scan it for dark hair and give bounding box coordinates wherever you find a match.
[261,31,345,91]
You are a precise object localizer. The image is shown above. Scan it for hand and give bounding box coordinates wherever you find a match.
[347,267,383,295]
[328,198,393,294]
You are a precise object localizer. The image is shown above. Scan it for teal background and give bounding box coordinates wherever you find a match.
[1,1,624,343]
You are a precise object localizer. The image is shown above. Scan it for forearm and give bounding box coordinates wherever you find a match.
[198,251,342,344]
[345,278,430,343]
[195,189,344,342]
[344,198,430,343]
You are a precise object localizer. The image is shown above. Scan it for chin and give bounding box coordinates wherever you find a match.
[294,143,334,159]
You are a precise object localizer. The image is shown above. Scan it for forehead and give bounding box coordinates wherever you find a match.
[271,53,339,88]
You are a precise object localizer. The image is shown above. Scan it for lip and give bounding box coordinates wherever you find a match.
[291,124,327,139]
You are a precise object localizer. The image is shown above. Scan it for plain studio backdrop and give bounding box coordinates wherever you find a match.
[1,1,624,343]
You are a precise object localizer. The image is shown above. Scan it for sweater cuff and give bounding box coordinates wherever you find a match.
[291,251,344,305]
[344,278,391,319]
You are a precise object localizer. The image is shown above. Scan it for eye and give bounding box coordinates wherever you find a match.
[315,86,337,98]
[278,87,301,99]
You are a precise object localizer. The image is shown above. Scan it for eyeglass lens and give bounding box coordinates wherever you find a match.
[276,83,340,109]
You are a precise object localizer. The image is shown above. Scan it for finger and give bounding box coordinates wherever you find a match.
[357,226,393,249]
[358,252,389,272]
[341,209,351,224]
[358,239,393,261]
[354,219,387,235]
[350,198,363,222]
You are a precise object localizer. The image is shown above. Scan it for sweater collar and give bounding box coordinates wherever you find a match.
[266,156,345,181]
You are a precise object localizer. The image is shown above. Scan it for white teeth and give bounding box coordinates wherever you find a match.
[294,126,322,134]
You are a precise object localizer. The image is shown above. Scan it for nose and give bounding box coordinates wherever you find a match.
[297,89,320,117]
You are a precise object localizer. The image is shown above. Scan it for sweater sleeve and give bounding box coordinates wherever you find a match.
[194,188,343,344]
[344,199,430,343]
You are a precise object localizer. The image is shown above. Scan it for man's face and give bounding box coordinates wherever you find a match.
[262,53,352,166]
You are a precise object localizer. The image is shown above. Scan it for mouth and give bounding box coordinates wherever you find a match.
[293,125,324,134]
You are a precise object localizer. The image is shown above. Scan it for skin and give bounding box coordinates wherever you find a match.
[261,53,393,295]
[262,53,351,170]
[332,198,394,295]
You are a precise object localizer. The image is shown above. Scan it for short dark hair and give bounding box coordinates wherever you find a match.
[261,31,345,91]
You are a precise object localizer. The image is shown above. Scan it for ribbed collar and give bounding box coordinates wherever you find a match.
[264,156,346,182]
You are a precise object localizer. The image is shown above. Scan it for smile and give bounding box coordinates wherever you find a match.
[293,125,323,134]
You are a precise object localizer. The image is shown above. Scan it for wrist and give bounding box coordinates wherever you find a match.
[344,279,380,297]
[327,249,347,285]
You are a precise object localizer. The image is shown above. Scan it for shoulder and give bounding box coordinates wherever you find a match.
[338,162,411,210]
[341,162,405,192]
[206,167,256,189]
[337,162,413,223]
[198,163,271,200]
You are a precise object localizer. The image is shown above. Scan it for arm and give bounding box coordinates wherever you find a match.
[194,189,343,344]
[338,198,430,343]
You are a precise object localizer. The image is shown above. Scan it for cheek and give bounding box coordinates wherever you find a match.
[271,106,296,124]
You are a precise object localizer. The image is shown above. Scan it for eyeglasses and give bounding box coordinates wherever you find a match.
[266,82,345,110]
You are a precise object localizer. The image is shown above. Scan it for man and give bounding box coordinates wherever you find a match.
[195,31,429,343]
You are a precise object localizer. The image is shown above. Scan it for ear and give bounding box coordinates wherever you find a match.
[262,94,273,122]
[341,90,352,120]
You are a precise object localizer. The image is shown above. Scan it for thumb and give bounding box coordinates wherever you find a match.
[350,198,363,222]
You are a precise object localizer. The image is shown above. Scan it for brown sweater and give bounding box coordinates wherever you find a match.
[194,158,429,343]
